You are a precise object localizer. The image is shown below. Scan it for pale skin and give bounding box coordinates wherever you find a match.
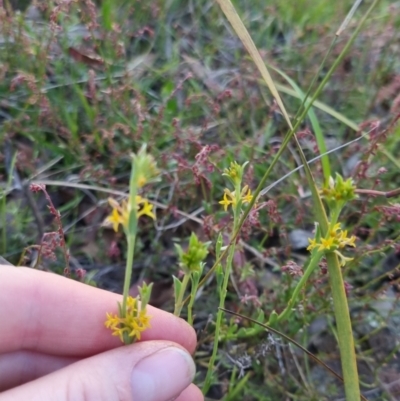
[0,265,204,401]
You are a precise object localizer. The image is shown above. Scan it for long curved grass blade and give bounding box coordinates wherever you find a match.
[220,307,369,401]
[215,0,293,130]
[336,0,364,36]
[268,64,331,182]
[272,82,360,131]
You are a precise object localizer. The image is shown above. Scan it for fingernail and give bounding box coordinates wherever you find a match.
[131,347,196,401]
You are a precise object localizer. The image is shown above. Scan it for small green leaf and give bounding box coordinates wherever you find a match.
[172,276,182,301]
[268,310,279,327]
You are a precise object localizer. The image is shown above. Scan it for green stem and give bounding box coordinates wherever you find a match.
[275,251,323,324]
[1,152,17,255]
[122,154,140,318]
[203,240,235,394]
[121,161,139,343]
[121,233,136,345]
[203,187,240,394]
[187,298,193,326]
[122,233,136,314]
[329,205,342,227]
[326,252,359,401]
[174,273,190,316]
[188,274,201,326]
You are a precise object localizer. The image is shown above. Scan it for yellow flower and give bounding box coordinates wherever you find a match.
[105,313,120,328]
[219,186,254,211]
[219,192,233,211]
[241,187,253,204]
[219,189,237,210]
[319,236,335,251]
[338,230,356,248]
[104,196,155,232]
[105,296,152,343]
[334,250,354,267]
[329,223,341,236]
[107,207,123,232]
[138,200,155,220]
[125,311,152,340]
[307,238,318,251]
[307,222,356,266]
[104,198,129,232]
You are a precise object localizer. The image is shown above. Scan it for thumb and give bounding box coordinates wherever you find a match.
[0,341,198,401]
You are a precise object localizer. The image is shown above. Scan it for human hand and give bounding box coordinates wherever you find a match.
[0,265,203,401]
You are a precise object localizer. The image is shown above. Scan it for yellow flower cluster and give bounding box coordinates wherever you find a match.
[105,196,155,232]
[219,185,253,211]
[307,223,356,252]
[105,296,152,342]
[307,223,356,266]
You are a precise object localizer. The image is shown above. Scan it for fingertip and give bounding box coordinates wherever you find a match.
[174,383,204,401]
[131,345,196,401]
[0,341,198,401]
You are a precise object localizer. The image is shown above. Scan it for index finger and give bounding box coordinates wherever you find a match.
[0,266,196,357]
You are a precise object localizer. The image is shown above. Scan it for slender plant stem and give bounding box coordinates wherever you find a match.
[188,274,201,325]
[122,234,136,314]
[117,147,158,345]
[326,252,359,401]
[187,298,193,326]
[187,301,194,326]
[203,241,235,394]
[123,153,139,316]
[174,273,190,316]
[203,183,241,394]
[329,206,342,226]
[276,251,323,324]
[120,233,137,345]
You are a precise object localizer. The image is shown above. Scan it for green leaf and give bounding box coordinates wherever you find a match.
[172,276,182,302]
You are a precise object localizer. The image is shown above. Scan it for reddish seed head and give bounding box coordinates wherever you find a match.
[30,183,45,192]
[75,268,87,280]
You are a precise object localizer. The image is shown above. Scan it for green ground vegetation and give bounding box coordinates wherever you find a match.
[1,1,400,399]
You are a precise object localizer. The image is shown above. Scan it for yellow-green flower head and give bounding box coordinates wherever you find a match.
[222,161,249,186]
[133,145,160,188]
[104,196,155,232]
[175,232,210,273]
[320,173,357,204]
[105,296,152,343]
